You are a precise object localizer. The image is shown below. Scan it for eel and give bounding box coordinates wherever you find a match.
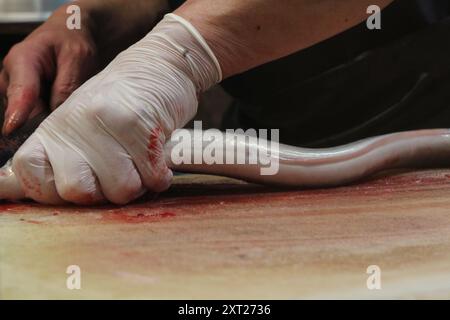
[2,113,450,201]
[164,128,450,187]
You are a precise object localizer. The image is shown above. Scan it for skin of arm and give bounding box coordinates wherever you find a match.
[175,0,394,78]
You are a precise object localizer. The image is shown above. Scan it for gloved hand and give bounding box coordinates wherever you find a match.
[5,13,221,205]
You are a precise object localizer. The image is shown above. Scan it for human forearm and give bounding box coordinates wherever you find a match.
[175,0,394,78]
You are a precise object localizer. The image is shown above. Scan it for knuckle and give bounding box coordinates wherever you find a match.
[66,41,96,59]
[3,44,22,65]
[108,178,143,205]
[91,100,140,132]
[58,180,97,205]
[113,108,140,130]
[13,148,35,167]
[146,169,172,193]
[7,83,39,106]
[34,29,56,43]
[3,43,32,68]
[56,81,78,97]
[112,184,142,204]
[12,151,45,200]
[85,102,108,120]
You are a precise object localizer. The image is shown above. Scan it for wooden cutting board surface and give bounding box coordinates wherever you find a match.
[1,170,450,299]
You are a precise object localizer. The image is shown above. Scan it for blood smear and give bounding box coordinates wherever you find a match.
[101,210,176,224]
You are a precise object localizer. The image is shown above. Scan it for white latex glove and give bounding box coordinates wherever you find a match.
[5,13,221,205]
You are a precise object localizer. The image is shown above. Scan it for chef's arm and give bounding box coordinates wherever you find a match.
[176,0,394,78]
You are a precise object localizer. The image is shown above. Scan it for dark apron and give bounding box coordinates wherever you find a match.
[219,1,450,147]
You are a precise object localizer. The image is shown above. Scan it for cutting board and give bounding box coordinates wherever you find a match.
[1,170,450,299]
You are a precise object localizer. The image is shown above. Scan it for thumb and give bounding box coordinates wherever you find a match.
[0,160,25,200]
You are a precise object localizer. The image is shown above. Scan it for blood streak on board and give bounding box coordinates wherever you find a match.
[0,203,34,212]
[24,220,43,225]
[101,210,176,224]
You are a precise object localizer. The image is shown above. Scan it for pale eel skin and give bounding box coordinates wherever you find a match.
[2,129,450,201]
[165,129,450,187]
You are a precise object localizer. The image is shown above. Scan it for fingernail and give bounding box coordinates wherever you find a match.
[2,110,20,136]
